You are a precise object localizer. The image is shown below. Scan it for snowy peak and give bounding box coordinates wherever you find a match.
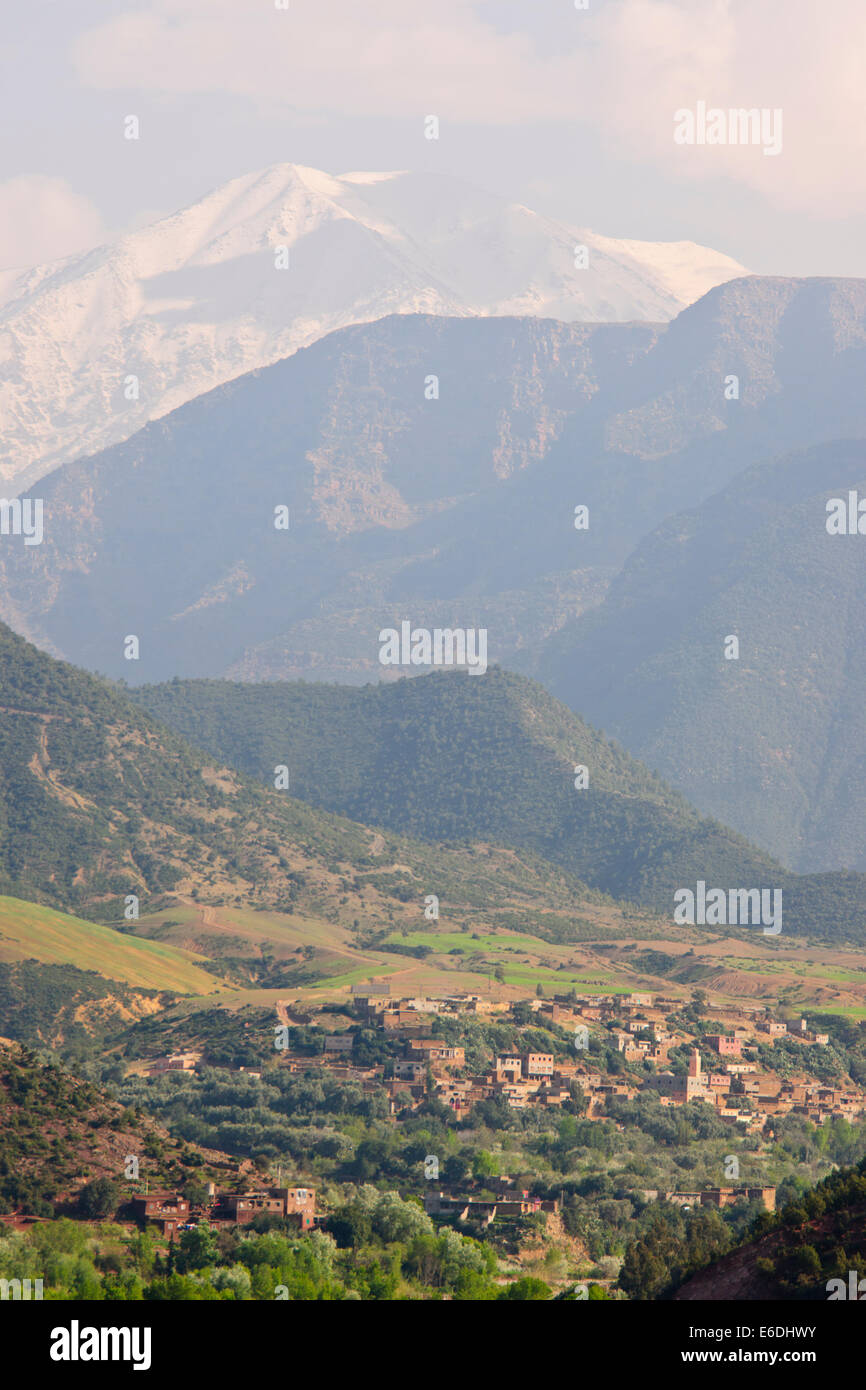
[0,163,747,487]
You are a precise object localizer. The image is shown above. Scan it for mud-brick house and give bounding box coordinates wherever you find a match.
[215,1186,316,1230]
[130,1194,190,1236]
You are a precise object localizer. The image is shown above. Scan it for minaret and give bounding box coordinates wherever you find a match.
[688,1048,701,1079]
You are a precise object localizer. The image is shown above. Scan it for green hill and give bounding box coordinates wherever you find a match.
[0,620,610,948]
[5,608,866,948]
[0,617,372,921]
[130,666,866,942]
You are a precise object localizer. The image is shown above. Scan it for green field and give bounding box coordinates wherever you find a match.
[384,929,573,954]
[120,904,866,1014]
[0,896,222,995]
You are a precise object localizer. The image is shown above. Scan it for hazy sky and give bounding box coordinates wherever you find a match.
[3,0,865,277]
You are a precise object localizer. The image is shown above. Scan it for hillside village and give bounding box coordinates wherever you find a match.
[126,984,866,1232]
[256,987,854,1136]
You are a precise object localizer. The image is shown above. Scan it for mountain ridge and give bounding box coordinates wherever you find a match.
[535,437,866,872]
[6,278,866,691]
[0,162,745,489]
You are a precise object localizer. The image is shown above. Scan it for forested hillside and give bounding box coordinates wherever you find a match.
[0,623,605,941]
[131,667,866,943]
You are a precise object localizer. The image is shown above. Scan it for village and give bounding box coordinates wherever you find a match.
[122,984,839,1234]
[144,986,852,1136]
[267,986,854,1135]
[6,978,861,1262]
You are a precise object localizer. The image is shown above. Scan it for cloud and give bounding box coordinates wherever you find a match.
[69,0,866,215]
[578,0,866,216]
[70,0,555,122]
[0,176,106,270]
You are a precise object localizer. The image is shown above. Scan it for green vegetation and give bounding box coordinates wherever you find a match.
[649,1156,866,1301]
[0,1044,235,1216]
[0,960,165,1051]
[0,1196,547,1301]
[131,667,866,943]
[0,623,636,962]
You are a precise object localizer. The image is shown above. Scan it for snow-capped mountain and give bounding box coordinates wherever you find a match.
[0,163,747,488]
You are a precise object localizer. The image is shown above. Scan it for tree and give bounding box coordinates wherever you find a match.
[499,1276,551,1300]
[443,1154,472,1185]
[77,1178,120,1220]
[471,1150,498,1181]
[175,1223,219,1272]
[790,1244,821,1283]
[182,1178,210,1207]
[371,1192,433,1244]
[209,1263,253,1299]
